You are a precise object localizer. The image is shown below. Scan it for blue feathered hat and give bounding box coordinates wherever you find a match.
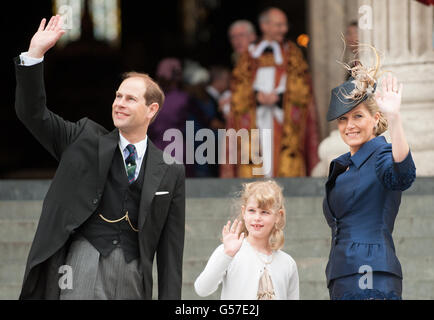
[327,77,377,121]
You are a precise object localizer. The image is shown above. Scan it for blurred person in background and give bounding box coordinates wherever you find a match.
[344,20,359,80]
[218,20,258,135]
[148,58,191,164]
[187,66,230,177]
[228,20,257,66]
[221,7,319,178]
[149,58,214,177]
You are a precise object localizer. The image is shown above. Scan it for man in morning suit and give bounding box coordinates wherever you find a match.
[15,15,185,300]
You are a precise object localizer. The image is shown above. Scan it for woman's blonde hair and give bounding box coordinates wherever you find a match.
[364,96,388,136]
[339,43,388,136]
[233,180,286,251]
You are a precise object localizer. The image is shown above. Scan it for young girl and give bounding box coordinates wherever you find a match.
[194,180,299,300]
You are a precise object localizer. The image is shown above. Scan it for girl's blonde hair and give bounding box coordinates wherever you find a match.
[234,180,286,251]
[339,43,388,136]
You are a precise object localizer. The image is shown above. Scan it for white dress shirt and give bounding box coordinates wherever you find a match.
[19,52,44,66]
[194,239,299,300]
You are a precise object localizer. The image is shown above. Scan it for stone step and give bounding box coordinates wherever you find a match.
[0,220,37,243]
[184,236,434,262]
[0,234,430,268]
[399,195,434,217]
[2,254,432,285]
[181,255,434,285]
[182,257,328,285]
[0,242,31,263]
[1,194,431,221]
[185,195,434,218]
[180,273,434,300]
[180,280,331,300]
[185,216,330,240]
[0,284,21,300]
[181,283,221,300]
[2,215,434,250]
[2,279,434,300]
[186,216,434,241]
[400,256,434,281]
[394,216,434,237]
[0,201,42,220]
[185,197,325,219]
[0,264,25,285]
[402,280,434,300]
[183,237,330,260]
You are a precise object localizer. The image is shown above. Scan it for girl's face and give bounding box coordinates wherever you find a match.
[337,103,379,155]
[242,196,281,241]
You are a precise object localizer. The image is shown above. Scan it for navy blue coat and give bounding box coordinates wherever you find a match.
[323,136,416,287]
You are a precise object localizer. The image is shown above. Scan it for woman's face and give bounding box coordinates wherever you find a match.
[337,103,379,155]
[242,196,280,241]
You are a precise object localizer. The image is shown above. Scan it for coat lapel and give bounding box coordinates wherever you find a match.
[324,154,351,221]
[138,139,168,230]
[97,129,120,190]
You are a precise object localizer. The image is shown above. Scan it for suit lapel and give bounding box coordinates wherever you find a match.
[324,183,336,222]
[97,129,120,190]
[324,160,348,221]
[138,140,168,230]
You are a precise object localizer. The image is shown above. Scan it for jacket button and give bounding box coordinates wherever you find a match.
[112,240,119,245]
[92,198,98,205]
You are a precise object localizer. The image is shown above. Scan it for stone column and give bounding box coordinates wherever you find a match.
[312,0,434,176]
[308,0,356,141]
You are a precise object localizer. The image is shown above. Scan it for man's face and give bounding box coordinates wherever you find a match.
[229,25,255,54]
[261,10,288,43]
[112,77,158,135]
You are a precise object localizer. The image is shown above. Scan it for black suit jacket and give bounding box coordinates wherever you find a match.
[14,58,185,299]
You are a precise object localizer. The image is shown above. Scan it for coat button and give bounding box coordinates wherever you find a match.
[92,198,98,205]
[112,240,119,245]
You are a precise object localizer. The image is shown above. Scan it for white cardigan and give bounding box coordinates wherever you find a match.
[194,239,299,300]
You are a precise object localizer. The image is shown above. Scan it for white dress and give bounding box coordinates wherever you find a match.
[194,239,299,300]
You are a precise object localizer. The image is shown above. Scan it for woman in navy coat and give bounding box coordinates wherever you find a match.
[324,53,416,299]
